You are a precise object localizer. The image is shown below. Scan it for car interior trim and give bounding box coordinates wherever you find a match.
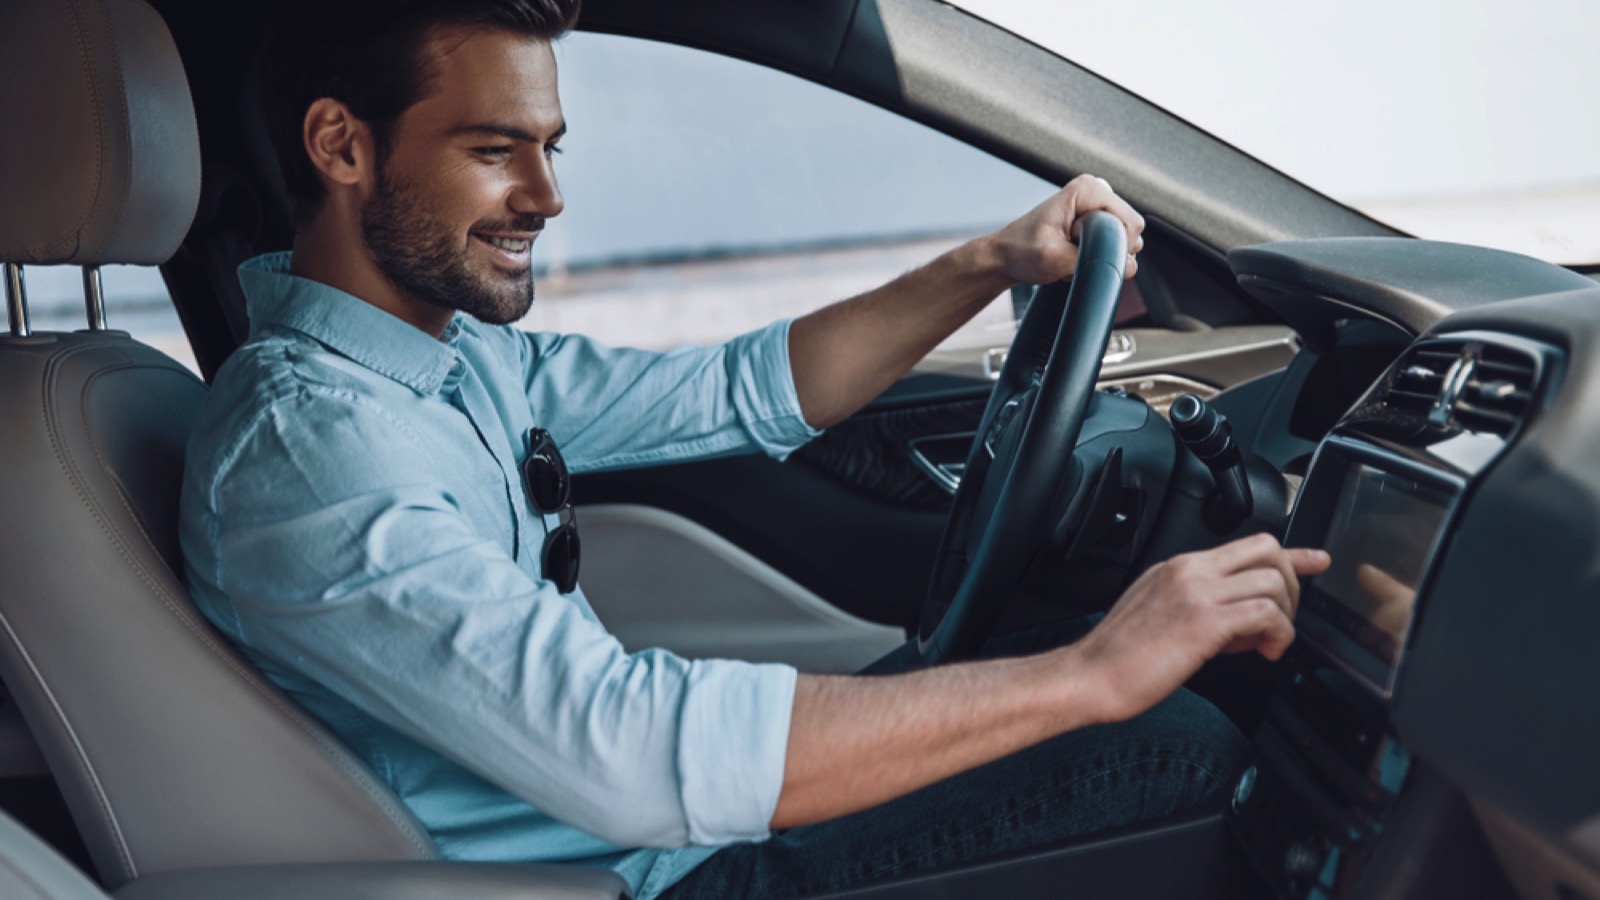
[1232,238,1598,340]
[578,504,906,672]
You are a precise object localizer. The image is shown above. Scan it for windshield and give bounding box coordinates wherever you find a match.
[956,0,1600,266]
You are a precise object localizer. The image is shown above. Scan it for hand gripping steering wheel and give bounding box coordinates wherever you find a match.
[917,210,1129,664]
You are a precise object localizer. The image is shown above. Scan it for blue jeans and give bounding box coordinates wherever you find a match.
[659,617,1251,899]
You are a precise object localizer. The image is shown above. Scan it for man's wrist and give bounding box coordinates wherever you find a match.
[950,234,1014,296]
[1037,643,1114,731]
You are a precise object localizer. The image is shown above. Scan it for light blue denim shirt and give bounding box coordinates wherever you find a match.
[180,252,819,899]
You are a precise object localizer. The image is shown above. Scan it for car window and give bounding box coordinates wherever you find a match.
[956,0,1600,266]
[520,32,1055,350]
[22,265,196,372]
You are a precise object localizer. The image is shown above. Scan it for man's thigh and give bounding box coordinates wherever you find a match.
[663,619,1249,900]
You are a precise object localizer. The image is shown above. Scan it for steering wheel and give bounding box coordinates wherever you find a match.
[917,210,1129,664]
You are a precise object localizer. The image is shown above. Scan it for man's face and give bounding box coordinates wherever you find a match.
[359,28,566,325]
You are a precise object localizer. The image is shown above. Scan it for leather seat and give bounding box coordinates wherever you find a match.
[0,1,624,896]
[0,801,626,900]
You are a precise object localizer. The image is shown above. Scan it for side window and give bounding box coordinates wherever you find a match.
[520,33,1054,350]
[23,265,196,372]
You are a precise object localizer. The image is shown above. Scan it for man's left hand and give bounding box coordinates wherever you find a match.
[787,174,1144,429]
[985,174,1145,284]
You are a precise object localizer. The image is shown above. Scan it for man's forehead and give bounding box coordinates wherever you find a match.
[405,25,562,130]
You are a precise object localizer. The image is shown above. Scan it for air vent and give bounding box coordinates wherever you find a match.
[1382,338,1540,437]
[1454,342,1538,435]
[1385,345,1457,416]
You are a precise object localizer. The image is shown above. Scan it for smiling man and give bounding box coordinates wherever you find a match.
[179,1,1328,898]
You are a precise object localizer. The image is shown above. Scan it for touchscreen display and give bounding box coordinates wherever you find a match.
[1303,464,1453,668]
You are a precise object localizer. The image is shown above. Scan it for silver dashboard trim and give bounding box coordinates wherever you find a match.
[907,432,974,496]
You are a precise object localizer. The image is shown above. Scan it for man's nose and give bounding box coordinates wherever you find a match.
[510,153,564,219]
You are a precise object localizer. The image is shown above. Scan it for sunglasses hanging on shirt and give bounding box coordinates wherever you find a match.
[523,428,580,594]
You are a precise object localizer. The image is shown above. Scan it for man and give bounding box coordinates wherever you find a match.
[180,1,1330,898]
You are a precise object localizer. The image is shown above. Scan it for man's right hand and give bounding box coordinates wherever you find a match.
[774,532,1328,829]
[1064,533,1331,727]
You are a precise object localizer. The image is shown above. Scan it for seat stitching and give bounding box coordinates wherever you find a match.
[51,0,110,259]
[0,611,134,881]
[38,342,435,860]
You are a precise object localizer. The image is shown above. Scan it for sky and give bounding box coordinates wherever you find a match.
[957,0,1600,202]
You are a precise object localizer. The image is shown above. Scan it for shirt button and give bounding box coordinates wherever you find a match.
[450,359,464,374]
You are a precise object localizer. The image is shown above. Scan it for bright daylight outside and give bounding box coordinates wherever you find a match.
[19,1,1600,371]
[961,0,1600,264]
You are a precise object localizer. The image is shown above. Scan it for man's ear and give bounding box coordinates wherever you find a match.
[302,97,376,191]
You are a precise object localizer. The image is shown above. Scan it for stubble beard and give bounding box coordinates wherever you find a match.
[360,167,538,326]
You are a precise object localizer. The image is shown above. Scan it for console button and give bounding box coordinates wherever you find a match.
[1285,840,1324,880]
[1233,766,1258,812]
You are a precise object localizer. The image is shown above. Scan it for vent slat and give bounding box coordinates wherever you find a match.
[1455,402,1519,428]
[1476,359,1535,382]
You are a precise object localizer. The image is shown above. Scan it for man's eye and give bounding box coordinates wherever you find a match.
[474,146,514,159]
[545,143,563,157]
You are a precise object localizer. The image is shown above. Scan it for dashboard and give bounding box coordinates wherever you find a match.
[1220,239,1600,900]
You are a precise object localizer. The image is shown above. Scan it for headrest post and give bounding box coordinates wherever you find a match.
[5,263,29,338]
[83,266,108,331]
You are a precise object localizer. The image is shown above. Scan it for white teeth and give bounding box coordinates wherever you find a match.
[482,235,530,253]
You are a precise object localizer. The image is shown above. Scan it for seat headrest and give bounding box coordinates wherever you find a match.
[0,0,201,266]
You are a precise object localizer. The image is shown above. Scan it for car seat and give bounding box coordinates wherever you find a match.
[0,1,624,896]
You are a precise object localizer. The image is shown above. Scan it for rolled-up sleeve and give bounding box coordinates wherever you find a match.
[204,389,797,848]
[511,318,821,472]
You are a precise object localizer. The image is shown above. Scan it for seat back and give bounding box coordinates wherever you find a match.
[0,0,437,888]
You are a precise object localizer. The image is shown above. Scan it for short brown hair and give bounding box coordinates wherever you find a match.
[259,0,581,226]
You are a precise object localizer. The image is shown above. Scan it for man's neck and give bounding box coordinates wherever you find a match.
[290,216,455,338]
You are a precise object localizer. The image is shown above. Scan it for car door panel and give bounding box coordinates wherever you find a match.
[578,504,905,672]
[574,323,1295,657]
[574,450,947,634]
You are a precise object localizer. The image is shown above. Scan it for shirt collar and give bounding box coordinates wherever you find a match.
[239,252,464,395]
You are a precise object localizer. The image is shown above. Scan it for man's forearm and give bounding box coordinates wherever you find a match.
[772,649,1093,829]
[784,175,1147,430]
[787,237,1011,430]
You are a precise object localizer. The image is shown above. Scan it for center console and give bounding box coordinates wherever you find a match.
[1227,332,1553,898]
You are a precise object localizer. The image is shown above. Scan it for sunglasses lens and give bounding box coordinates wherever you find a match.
[544,526,580,594]
[527,452,567,511]
[524,430,570,512]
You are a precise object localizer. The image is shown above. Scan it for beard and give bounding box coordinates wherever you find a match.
[360,167,542,326]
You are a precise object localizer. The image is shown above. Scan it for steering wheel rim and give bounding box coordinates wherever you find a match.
[917,210,1129,664]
